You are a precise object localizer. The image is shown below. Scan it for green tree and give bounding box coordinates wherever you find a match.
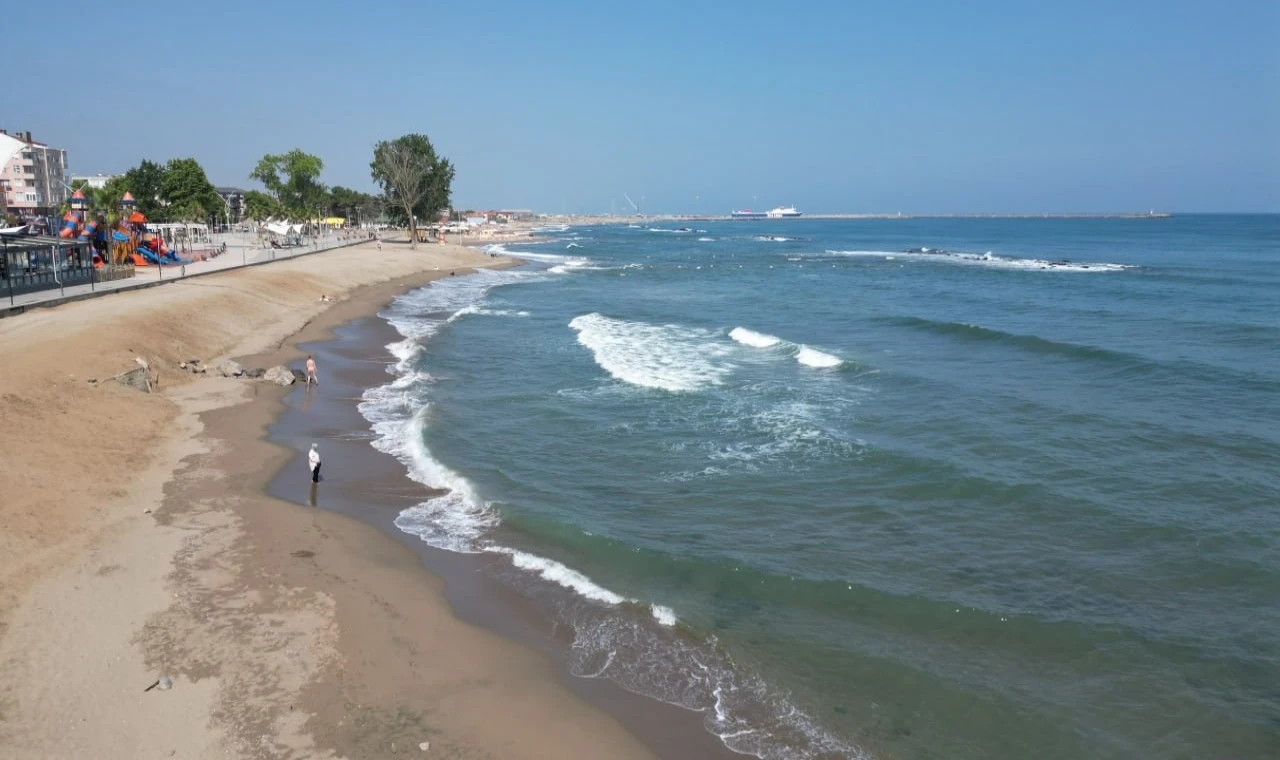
[249,149,326,221]
[327,185,381,227]
[243,190,280,222]
[370,134,454,248]
[160,158,221,222]
[122,159,167,219]
[97,175,130,215]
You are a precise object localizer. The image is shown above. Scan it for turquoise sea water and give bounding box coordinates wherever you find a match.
[363,216,1279,759]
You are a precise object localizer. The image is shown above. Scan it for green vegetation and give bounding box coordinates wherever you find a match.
[242,190,279,222]
[249,149,327,221]
[370,134,454,248]
[65,159,222,223]
[327,185,381,226]
[159,158,221,222]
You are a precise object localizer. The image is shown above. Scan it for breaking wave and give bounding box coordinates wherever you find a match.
[569,313,734,392]
[827,247,1135,272]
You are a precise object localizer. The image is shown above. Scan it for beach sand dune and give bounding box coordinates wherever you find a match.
[0,240,657,759]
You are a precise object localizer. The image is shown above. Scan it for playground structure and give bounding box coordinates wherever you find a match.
[113,212,192,267]
[58,190,200,267]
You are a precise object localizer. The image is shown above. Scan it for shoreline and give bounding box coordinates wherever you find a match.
[0,240,666,758]
[262,306,743,759]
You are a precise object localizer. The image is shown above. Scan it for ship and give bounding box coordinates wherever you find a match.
[731,206,802,219]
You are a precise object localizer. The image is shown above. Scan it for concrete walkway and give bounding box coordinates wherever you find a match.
[2,235,374,318]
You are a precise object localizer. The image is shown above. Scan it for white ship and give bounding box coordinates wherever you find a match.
[731,206,803,219]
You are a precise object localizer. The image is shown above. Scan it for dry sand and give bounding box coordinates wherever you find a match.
[0,239,657,759]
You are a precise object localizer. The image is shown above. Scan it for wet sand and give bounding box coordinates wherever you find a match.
[263,306,743,759]
[0,240,686,758]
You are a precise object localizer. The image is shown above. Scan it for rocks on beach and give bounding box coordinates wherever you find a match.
[263,366,296,386]
[217,359,245,378]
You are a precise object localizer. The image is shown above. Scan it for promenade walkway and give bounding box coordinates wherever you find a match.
[2,232,373,318]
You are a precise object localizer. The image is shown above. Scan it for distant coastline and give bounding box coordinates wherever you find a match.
[672,212,1172,221]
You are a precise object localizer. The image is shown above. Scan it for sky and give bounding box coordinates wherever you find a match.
[7,0,1277,214]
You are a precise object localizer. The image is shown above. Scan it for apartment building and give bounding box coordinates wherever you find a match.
[1,130,70,220]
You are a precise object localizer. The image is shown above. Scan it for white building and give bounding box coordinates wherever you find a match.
[0,130,70,220]
[71,173,116,189]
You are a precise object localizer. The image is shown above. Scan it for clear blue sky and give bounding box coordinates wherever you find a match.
[11,0,1278,213]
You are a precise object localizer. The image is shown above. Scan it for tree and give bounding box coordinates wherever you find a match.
[243,190,280,222]
[122,160,167,219]
[160,158,221,222]
[328,185,382,227]
[370,134,454,248]
[249,149,326,221]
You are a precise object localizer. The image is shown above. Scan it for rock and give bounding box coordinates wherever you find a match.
[263,366,296,386]
[290,369,308,382]
[179,362,188,370]
[216,359,244,377]
[419,741,430,752]
[243,367,266,379]
[157,675,173,691]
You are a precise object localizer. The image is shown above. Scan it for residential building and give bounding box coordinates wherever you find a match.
[0,130,70,221]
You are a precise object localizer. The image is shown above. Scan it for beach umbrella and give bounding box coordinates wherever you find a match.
[129,211,147,224]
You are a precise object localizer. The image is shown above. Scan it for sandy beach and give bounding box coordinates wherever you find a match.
[0,238,661,759]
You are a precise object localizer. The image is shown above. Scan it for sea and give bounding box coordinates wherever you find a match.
[358,215,1279,760]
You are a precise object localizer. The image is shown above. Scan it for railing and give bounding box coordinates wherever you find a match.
[4,228,374,310]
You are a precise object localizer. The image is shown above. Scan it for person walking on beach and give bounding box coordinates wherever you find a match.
[306,355,319,386]
[308,443,321,483]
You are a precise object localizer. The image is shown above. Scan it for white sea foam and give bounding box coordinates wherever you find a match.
[569,313,733,392]
[361,270,540,553]
[826,248,1133,272]
[488,547,628,604]
[446,305,531,322]
[697,237,716,242]
[729,326,782,348]
[796,346,843,368]
[754,235,795,242]
[651,604,678,626]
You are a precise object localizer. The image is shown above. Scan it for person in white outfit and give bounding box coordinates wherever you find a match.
[308,443,321,483]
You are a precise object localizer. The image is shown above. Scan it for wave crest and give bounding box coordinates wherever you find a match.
[569,313,733,392]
